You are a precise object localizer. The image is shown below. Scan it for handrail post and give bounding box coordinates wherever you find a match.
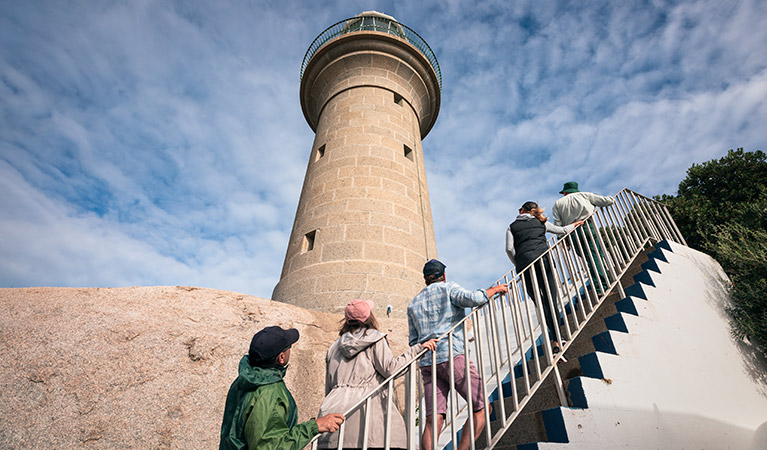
[431,349,438,450]
[591,212,619,293]
[629,190,659,242]
[642,196,670,240]
[448,332,458,448]
[554,241,584,325]
[647,197,674,242]
[538,252,572,344]
[510,279,532,394]
[583,215,610,296]
[521,267,545,378]
[559,235,588,322]
[502,274,520,413]
[406,360,417,450]
[662,203,687,245]
[615,190,644,251]
[488,292,508,425]
[601,207,629,300]
[605,202,633,265]
[336,421,346,450]
[564,232,594,314]
[570,221,601,303]
[621,190,651,243]
[474,308,492,447]
[362,397,371,450]
[385,380,393,450]
[598,208,626,268]
[464,318,476,450]
[529,262,555,368]
[418,369,425,446]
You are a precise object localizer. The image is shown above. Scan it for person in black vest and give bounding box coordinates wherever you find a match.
[506,201,583,354]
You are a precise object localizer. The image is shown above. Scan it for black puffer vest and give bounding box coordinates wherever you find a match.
[509,216,548,270]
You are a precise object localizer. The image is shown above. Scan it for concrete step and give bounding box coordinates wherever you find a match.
[440,243,666,449]
[486,377,566,448]
[481,244,664,449]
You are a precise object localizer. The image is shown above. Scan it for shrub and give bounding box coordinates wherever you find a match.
[704,223,767,347]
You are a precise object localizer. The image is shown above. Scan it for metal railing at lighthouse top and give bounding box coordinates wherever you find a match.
[299,14,442,92]
[307,188,686,450]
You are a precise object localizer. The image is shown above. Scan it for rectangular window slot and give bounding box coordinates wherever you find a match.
[303,230,317,253]
[315,144,326,161]
[393,92,403,105]
[404,144,414,162]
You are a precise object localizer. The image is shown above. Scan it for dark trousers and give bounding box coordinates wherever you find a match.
[521,255,560,340]
[574,222,609,293]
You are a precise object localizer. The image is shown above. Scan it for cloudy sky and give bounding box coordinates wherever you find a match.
[1,0,765,298]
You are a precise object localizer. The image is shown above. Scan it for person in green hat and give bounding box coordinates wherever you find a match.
[219,326,345,450]
[552,181,615,293]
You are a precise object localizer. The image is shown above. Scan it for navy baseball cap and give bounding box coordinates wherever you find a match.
[423,259,446,278]
[248,326,299,364]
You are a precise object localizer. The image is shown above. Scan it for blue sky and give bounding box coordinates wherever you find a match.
[1,0,765,297]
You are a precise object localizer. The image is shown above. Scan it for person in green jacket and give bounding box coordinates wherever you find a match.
[219,326,345,450]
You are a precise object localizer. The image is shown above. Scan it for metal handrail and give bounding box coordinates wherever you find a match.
[300,14,442,92]
[309,188,685,450]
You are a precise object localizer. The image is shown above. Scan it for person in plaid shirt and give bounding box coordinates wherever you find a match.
[407,259,508,450]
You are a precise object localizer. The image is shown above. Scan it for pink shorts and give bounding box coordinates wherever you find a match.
[420,354,485,417]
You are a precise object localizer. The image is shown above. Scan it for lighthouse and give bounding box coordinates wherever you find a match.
[272,11,442,316]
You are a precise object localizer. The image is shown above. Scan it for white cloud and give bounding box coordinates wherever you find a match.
[1,0,765,296]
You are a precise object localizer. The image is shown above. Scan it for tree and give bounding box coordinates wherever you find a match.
[658,148,767,353]
[657,148,767,250]
[705,223,767,345]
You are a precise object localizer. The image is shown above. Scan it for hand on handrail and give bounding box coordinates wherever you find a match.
[421,338,438,352]
[572,220,585,228]
[485,283,509,298]
[316,413,345,433]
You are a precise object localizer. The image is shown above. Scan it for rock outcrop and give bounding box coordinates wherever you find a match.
[0,286,411,449]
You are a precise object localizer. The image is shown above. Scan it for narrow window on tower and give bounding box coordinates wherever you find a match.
[315,144,326,162]
[404,144,414,162]
[393,92,403,105]
[303,230,317,253]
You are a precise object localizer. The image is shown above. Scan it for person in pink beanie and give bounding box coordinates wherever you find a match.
[317,299,437,449]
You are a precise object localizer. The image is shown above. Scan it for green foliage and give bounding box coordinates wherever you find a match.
[657,148,767,249]
[704,223,767,346]
[657,148,767,352]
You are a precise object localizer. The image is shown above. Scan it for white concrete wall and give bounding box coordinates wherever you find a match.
[538,241,767,450]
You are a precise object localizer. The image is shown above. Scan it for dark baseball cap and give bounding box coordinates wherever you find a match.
[423,259,446,278]
[248,326,299,364]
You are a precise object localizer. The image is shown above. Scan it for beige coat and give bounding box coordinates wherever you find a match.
[317,328,423,449]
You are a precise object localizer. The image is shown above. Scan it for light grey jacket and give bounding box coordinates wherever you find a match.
[552,191,614,226]
[317,328,424,449]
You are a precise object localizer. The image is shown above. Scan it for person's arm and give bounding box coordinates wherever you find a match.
[485,283,509,299]
[545,220,579,236]
[407,312,419,347]
[244,386,320,450]
[585,192,615,207]
[448,282,508,307]
[447,282,490,308]
[505,227,516,265]
[371,337,438,378]
[325,346,333,397]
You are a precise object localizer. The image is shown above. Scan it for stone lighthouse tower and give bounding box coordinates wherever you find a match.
[272,11,441,315]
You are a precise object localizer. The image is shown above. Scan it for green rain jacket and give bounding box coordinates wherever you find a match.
[219,356,319,450]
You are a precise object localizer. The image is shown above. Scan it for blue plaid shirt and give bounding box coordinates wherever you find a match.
[407,281,489,367]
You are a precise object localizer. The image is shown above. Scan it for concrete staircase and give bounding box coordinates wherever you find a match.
[308,190,767,450]
[482,240,767,450]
